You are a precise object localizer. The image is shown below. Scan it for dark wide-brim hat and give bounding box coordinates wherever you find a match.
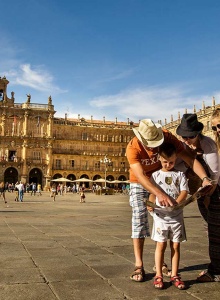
[176,113,204,137]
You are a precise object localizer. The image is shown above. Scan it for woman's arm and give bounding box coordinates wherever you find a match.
[177,149,212,187]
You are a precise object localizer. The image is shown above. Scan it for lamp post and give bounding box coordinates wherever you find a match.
[100,155,111,188]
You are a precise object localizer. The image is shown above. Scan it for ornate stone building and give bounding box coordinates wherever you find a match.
[0,75,219,189]
[162,98,220,140]
[0,76,134,189]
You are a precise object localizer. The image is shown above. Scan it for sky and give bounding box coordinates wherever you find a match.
[1,0,220,124]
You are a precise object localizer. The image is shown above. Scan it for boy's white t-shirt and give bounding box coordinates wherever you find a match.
[151,169,189,218]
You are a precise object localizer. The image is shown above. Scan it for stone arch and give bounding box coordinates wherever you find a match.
[118,175,127,181]
[93,174,101,181]
[67,174,76,181]
[52,173,62,179]
[4,167,18,184]
[29,168,43,185]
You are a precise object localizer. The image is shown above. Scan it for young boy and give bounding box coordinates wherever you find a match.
[148,142,189,290]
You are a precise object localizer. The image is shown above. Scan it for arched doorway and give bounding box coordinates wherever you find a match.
[29,168,43,185]
[4,167,18,184]
[93,174,101,181]
[107,175,114,188]
[52,173,62,180]
[67,174,76,181]
[118,175,127,189]
[118,175,127,181]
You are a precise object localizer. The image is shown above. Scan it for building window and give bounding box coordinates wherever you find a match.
[95,161,100,170]
[121,161,125,170]
[56,159,61,169]
[107,135,112,142]
[69,160,74,167]
[82,132,88,140]
[33,151,41,160]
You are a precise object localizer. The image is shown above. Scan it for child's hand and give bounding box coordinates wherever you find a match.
[147,205,154,212]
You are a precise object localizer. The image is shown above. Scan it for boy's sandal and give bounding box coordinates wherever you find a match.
[170,276,185,290]
[130,266,145,282]
[153,275,164,289]
[153,263,171,277]
[197,270,220,282]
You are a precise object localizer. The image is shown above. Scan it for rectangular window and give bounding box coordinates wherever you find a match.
[69,160,74,167]
[56,159,61,169]
[82,132,87,140]
[95,161,100,170]
[33,151,41,160]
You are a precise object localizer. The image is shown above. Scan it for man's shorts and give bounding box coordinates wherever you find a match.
[129,183,150,238]
[151,212,187,242]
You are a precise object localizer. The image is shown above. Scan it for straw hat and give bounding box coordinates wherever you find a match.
[133,119,164,148]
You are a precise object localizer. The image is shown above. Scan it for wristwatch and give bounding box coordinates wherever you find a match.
[202,176,212,182]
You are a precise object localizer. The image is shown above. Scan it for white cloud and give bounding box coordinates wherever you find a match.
[10,64,66,93]
[0,38,66,94]
[89,85,217,123]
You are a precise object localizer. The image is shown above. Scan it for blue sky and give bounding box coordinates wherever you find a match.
[1,0,220,123]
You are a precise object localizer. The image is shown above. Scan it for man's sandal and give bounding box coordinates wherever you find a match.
[197,270,220,282]
[153,275,164,289]
[153,263,171,277]
[170,276,185,290]
[130,266,145,282]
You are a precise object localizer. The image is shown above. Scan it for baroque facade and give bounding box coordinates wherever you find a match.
[0,75,219,189]
[0,76,134,189]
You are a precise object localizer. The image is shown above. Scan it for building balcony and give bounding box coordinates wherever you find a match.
[26,158,48,166]
[0,157,23,166]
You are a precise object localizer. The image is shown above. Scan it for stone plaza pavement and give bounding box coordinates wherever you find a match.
[0,191,219,300]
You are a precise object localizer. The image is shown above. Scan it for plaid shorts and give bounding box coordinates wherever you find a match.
[129,183,150,238]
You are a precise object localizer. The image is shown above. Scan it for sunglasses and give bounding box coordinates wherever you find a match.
[211,124,220,131]
[181,135,197,140]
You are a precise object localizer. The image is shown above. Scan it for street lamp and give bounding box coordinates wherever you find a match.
[100,155,111,188]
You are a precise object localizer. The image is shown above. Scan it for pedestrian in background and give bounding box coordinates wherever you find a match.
[0,181,7,203]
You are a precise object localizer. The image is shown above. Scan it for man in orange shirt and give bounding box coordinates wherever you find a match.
[126,119,212,282]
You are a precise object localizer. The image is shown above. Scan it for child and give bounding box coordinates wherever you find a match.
[80,189,86,203]
[148,142,189,290]
[50,184,57,201]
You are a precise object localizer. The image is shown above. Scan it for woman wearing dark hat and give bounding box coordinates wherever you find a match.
[211,108,220,153]
[176,113,220,282]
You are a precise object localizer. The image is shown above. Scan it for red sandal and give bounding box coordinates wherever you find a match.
[153,275,164,289]
[170,276,185,290]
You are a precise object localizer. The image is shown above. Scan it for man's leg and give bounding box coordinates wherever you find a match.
[133,238,145,267]
[130,183,150,281]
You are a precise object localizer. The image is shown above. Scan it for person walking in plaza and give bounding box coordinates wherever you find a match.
[37,183,42,196]
[31,182,36,196]
[148,143,188,289]
[17,181,25,202]
[126,119,212,282]
[50,184,57,201]
[176,113,220,282]
[0,181,7,203]
[79,188,86,203]
[14,182,19,201]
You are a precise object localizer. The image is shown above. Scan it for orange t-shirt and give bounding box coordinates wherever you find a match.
[126,130,184,182]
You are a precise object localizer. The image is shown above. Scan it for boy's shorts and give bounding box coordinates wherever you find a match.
[151,212,187,242]
[129,183,150,238]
